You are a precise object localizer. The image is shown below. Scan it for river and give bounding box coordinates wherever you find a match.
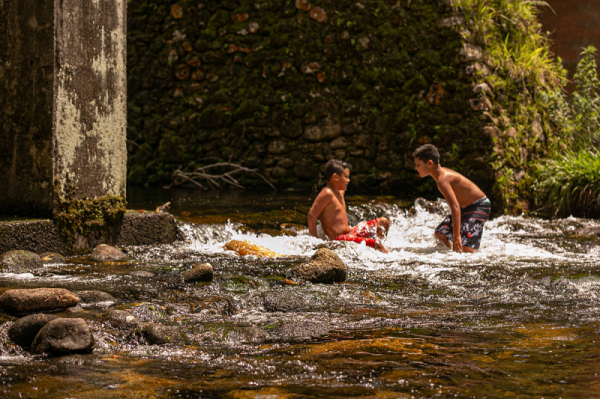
[0,189,599,398]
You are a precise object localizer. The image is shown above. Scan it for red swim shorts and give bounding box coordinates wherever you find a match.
[335,218,379,248]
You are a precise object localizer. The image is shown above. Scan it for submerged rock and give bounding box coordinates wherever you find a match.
[291,248,346,284]
[8,314,60,347]
[0,250,43,273]
[103,310,140,330]
[141,325,188,345]
[263,291,307,312]
[193,296,236,316]
[230,326,269,343]
[31,318,95,355]
[129,270,155,278]
[38,252,66,264]
[0,288,79,314]
[76,291,116,309]
[90,244,127,262]
[273,320,329,341]
[183,263,214,282]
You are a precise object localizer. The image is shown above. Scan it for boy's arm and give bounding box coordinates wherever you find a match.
[437,178,463,253]
[307,190,333,237]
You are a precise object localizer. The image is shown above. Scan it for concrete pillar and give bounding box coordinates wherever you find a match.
[0,0,127,217]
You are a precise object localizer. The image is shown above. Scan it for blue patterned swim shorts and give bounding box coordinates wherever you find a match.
[434,196,491,250]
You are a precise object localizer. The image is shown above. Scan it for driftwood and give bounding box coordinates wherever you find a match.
[170,162,276,191]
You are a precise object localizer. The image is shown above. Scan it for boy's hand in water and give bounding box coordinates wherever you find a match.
[453,237,463,253]
[374,241,388,254]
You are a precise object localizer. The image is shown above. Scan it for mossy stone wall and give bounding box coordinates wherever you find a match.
[127,0,561,212]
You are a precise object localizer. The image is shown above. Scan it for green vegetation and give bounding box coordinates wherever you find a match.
[535,46,600,217]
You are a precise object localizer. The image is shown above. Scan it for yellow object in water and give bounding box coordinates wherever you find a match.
[224,240,280,258]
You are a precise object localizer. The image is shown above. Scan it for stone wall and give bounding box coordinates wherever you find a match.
[128,0,563,211]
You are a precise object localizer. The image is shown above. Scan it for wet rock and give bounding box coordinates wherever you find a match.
[129,270,155,278]
[273,320,329,341]
[183,263,214,282]
[31,318,95,355]
[263,292,307,312]
[330,137,348,150]
[291,248,346,284]
[141,325,188,345]
[577,227,600,236]
[39,252,66,264]
[0,250,43,273]
[103,310,140,330]
[194,296,236,316]
[231,326,269,343]
[0,288,79,314]
[76,291,116,309]
[90,244,127,262]
[8,314,60,347]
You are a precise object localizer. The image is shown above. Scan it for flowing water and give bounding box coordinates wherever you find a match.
[1,189,600,398]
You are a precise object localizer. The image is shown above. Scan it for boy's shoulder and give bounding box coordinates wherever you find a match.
[318,186,334,198]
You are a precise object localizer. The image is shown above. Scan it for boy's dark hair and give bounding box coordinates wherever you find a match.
[413,144,440,165]
[325,159,349,181]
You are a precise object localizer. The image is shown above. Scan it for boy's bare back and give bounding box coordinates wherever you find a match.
[435,167,486,209]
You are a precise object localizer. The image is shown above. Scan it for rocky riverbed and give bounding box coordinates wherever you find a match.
[1,191,600,398]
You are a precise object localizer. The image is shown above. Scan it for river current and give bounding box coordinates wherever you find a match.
[0,190,599,398]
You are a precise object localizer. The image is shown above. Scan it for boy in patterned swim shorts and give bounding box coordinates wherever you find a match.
[413,144,491,253]
[308,160,390,253]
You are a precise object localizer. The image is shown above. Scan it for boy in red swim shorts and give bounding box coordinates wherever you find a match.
[307,160,390,253]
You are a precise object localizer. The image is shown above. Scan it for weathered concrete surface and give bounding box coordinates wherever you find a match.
[0,0,127,216]
[0,0,55,217]
[53,0,127,200]
[539,0,600,89]
[0,212,179,255]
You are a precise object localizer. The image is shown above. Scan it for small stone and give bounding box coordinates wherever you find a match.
[231,12,249,22]
[39,252,66,264]
[330,137,348,150]
[248,22,259,33]
[310,6,327,23]
[31,318,94,355]
[173,88,184,97]
[129,270,155,278]
[8,314,60,347]
[505,127,518,138]
[273,320,329,341]
[469,96,492,111]
[483,126,499,138]
[168,50,178,63]
[295,0,311,11]
[343,122,361,135]
[103,310,140,330]
[90,244,127,262]
[172,30,186,42]
[291,248,346,284]
[0,250,43,273]
[76,291,116,309]
[438,16,464,28]
[237,28,248,36]
[182,263,214,282]
[465,63,490,76]
[473,83,492,96]
[268,140,289,155]
[460,43,483,61]
[278,158,295,169]
[0,288,79,314]
[171,4,183,19]
[272,166,287,179]
[194,296,236,316]
[141,325,187,345]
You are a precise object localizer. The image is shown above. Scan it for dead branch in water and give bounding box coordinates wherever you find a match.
[170,162,277,191]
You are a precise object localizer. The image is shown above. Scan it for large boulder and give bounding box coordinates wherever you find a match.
[30,318,95,355]
[76,291,116,309]
[291,248,346,284]
[0,288,79,314]
[140,325,188,345]
[8,314,60,347]
[90,244,127,262]
[182,263,214,282]
[0,250,43,273]
[103,310,140,330]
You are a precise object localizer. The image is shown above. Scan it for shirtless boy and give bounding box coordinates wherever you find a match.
[413,144,491,253]
[308,160,390,253]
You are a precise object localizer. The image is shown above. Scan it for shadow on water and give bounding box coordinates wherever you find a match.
[1,188,600,397]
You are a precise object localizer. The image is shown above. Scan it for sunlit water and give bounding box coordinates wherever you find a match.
[1,191,600,398]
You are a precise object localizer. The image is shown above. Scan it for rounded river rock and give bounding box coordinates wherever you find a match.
[183,263,214,282]
[31,318,95,355]
[0,250,43,273]
[8,314,60,347]
[0,288,79,314]
[291,248,346,284]
[90,244,127,262]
